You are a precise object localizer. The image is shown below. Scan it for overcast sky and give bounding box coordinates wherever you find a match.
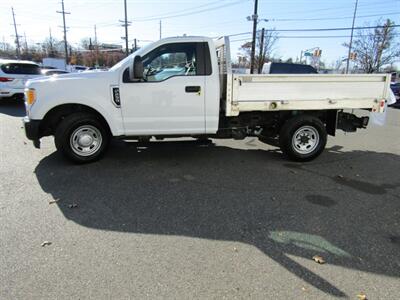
[0,0,399,66]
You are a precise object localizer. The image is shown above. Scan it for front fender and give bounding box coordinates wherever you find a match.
[28,73,125,136]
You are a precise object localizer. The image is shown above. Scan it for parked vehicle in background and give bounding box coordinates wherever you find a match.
[67,65,89,73]
[41,69,69,76]
[0,59,42,100]
[42,58,66,71]
[23,36,392,163]
[85,67,109,72]
[389,82,400,108]
[262,62,318,74]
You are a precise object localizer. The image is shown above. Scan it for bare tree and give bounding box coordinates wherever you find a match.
[39,37,63,58]
[0,41,15,59]
[343,19,400,73]
[239,29,279,73]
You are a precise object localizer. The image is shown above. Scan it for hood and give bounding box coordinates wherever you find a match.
[26,70,117,88]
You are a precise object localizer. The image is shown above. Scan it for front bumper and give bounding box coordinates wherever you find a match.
[23,116,41,148]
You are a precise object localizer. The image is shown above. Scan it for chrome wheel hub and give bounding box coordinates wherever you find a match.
[78,134,93,147]
[70,125,102,156]
[292,126,319,154]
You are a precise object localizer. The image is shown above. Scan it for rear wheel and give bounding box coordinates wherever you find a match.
[55,113,109,163]
[279,115,327,162]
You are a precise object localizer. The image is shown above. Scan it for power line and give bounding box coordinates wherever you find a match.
[227,24,400,38]
[258,0,396,17]
[132,0,247,22]
[162,11,399,33]
[133,0,227,20]
[269,12,400,22]
[230,33,400,42]
[279,0,388,13]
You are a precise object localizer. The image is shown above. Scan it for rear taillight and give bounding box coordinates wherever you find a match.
[0,77,14,82]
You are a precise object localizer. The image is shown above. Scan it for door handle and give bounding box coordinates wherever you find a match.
[185,86,201,93]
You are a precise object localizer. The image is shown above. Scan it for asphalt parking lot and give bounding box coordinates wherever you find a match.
[1,100,399,299]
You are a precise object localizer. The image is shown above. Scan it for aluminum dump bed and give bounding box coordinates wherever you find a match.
[225,74,391,116]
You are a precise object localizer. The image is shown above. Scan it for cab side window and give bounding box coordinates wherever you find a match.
[142,43,197,82]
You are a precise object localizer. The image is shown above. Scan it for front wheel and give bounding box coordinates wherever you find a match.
[55,113,110,163]
[279,115,327,162]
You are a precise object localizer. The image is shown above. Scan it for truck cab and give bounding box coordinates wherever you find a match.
[118,37,220,136]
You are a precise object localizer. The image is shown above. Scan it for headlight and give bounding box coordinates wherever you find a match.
[25,88,36,105]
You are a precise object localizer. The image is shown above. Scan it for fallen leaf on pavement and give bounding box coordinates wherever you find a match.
[41,241,52,247]
[183,174,195,181]
[337,174,344,179]
[357,292,367,300]
[48,199,59,204]
[312,255,325,264]
[68,203,78,208]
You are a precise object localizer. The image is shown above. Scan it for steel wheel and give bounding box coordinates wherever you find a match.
[291,125,320,154]
[279,115,327,162]
[70,125,103,157]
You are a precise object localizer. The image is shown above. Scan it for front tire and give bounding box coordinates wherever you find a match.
[55,113,109,163]
[279,115,327,162]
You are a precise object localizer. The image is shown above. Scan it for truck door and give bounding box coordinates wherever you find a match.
[119,42,209,135]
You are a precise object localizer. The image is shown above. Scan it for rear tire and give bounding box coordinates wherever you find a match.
[279,115,327,162]
[55,112,109,163]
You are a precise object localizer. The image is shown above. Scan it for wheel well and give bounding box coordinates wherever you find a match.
[278,110,337,136]
[39,104,111,137]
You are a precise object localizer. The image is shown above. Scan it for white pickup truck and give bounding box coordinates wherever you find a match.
[23,36,392,163]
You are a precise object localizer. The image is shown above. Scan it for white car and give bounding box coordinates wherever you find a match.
[41,68,69,76]
[0,59,42,100]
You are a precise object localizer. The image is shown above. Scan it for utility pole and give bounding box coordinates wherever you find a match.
[119,0,131,55]
[257,27,265,74]
[94,24,99,66]
[49,28,54,57]
[124,0,129,54]
[94,25,98,46]
[346,0,358,74]
[250,0,258,74]
[23,32,28,55]
[11,7,21,59]
[134,38,137,51]
[57,0,71,66]
[159,20,162,40]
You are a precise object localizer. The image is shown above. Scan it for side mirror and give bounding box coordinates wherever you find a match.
[129,55,144,81]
